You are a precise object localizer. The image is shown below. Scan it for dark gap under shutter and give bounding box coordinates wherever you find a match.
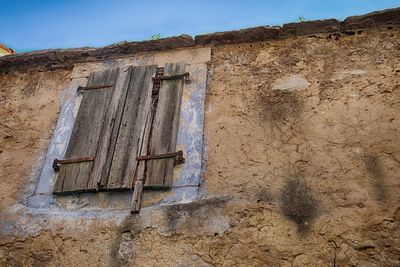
[53,68,119,193]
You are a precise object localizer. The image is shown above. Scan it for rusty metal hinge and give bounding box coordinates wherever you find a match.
[152,72,191,84]
[136,150,185,165]
[52,157,95,172]
[77,84,113,94]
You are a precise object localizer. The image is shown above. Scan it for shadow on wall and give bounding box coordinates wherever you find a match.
[109,197,230,266]
[259,89,304,123]
[281,177,319,233]
[363,155,388,202]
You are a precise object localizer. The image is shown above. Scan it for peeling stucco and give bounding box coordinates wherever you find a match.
[1,48,211,238]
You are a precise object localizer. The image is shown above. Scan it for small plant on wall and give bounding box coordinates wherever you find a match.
[151,34,162,40]
[298,15,307,22]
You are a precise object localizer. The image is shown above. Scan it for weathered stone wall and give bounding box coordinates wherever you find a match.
[1,9,400,267]
[201,27,400,266]
[0,69,71,211]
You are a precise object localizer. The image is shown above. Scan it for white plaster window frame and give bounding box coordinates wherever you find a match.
[27,47,210,212]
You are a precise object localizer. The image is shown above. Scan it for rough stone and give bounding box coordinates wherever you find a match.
[271,75,310,91]
[342,7,400,31]
[280,19,340,38]
[195,26,279,45]
[330,69,367,81]
[0,35,194,72]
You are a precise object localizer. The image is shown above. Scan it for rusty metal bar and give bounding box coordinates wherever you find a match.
[136,150,185,165]
[52,157,95,172]
[77,84,113,94]
[152,72,190,84]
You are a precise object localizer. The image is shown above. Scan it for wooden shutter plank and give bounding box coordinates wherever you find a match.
[107,65,157,189]
[87,66,132,189]
[131,98,155,211]
[53,68,118,193]
[145,63,185,188]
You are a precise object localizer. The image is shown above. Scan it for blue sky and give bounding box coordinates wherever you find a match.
[1,0,399,52]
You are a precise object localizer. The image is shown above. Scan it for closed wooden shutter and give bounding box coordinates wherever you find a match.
[53,63,185,194]
[105,65,157,190]
[53,68,119,193]
[145,63,185,188]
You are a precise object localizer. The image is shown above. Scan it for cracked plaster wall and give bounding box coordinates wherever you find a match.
[1,27,400,266]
